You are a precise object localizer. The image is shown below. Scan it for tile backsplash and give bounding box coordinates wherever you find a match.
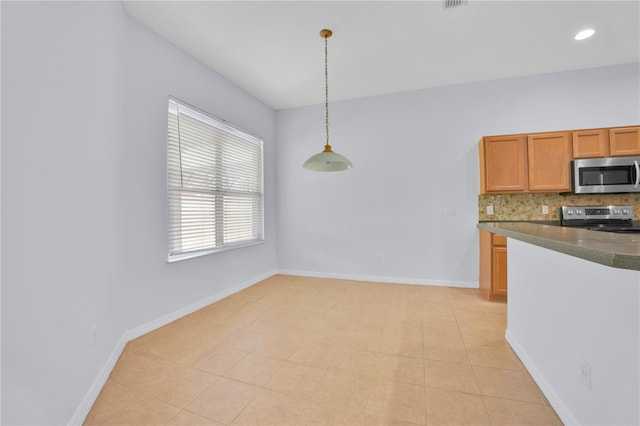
[478,193,640,221]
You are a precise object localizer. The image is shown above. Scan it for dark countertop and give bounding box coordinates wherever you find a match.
[477,221,640,271]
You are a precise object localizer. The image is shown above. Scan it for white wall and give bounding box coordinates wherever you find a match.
[506,239,639,425]
[1,2,276,425]
[276,63,640,286]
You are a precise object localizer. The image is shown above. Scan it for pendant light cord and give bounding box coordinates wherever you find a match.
[324,34,330,148]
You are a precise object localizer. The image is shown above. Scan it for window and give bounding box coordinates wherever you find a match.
[167,97,264,262]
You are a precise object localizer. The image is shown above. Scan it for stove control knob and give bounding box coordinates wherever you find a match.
[613,209,621,215]
[567,209,574,215]
[576,209,583,215]
[623,208,630,215]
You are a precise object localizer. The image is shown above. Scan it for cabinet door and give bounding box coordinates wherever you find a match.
[527,132,572,191]
[483,135,527,192]
[609,127,640,156]
[492,246,508,296]
[573,129,607,158]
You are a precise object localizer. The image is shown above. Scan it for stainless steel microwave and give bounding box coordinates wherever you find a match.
[572,156,640,194]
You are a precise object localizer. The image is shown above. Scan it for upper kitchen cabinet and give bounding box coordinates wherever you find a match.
[609,126,640,156]
[527,132,572,192]
[479,135,528,193]
[572,129,608,158]
[479,125,640,194]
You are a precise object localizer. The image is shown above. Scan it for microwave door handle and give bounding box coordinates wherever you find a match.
[635,161,640,188]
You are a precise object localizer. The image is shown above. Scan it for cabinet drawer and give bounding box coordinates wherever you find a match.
[492,234,507,246]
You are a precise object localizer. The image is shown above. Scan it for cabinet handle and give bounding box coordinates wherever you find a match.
[635,161,640,188]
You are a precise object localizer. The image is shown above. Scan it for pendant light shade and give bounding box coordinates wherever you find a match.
[303,145,353,171]
[303,29,352,172]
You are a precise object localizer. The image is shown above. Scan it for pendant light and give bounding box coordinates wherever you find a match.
[303,29,353,172]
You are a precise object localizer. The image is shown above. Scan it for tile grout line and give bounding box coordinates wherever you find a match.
[227,294,334,426]
[455,299,496,426]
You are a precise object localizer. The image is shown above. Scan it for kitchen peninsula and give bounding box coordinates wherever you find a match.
[478,221,640,270]
[478,221,640,425]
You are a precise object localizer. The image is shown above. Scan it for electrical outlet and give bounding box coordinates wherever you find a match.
[487,205,494,215]
[375,254,383,264]
[580,358,592,390]
[446,208,456,216]
[542,205,549,215]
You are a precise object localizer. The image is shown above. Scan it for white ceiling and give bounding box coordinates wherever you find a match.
[123,1,640,110]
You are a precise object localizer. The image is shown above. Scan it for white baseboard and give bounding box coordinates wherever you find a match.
[122,269,277,342]
[505,329,579,426]
[68,269,277,426]
[278,269,478,289]
[68,336,129,426]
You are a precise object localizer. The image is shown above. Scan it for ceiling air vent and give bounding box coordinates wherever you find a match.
[443,0,467,9]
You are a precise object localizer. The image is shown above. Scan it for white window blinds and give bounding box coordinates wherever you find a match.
[167,97,264,262]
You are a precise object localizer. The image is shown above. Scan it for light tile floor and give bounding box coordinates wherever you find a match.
[85,275,563,425]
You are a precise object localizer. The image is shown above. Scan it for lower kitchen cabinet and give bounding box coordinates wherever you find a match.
[479,230,507,300]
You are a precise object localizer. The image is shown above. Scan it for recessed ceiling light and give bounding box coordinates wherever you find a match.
[575,28,596,41]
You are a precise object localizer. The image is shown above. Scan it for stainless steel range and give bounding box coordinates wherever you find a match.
[560,205,640,233]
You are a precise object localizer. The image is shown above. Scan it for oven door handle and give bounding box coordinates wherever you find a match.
[635,161,640,188]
